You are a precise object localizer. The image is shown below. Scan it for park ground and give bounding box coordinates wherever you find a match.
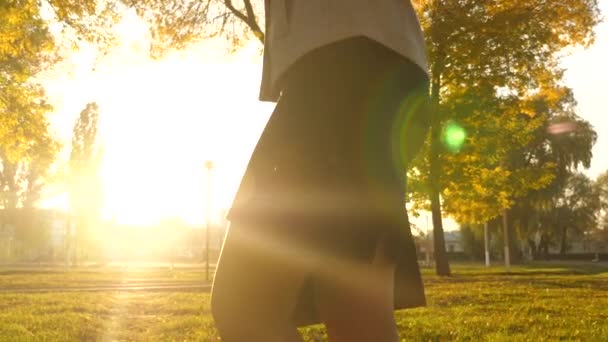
[0,262,607,341]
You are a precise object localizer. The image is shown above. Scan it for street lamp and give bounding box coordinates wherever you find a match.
[426,214,432,266]
[503,210,511,271]
[204,160,213,281]
[484,221,490,267]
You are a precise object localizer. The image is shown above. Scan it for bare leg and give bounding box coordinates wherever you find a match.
[316,238,399,342]
[211,222,307,342]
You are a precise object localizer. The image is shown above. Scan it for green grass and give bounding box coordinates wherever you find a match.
[403,263,608,341]
[1,263,607,341]
[0,267,207,289]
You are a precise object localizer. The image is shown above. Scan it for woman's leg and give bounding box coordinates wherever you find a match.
[211,222,308,342]
[315,238,399,342]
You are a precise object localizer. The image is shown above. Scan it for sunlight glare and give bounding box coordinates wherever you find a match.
[45,19,274,226]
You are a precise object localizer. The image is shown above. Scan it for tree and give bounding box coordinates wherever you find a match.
[553,173,600,254]
[460,224,485,261]
[408,0,600,273]
[0,1,55,89]
[1,0,118,155]
[501,83,598,259]
[68,102,103,264]
[590,185,608,254]
[139,0,599,273]
[1,0,126,110]
[2,0,264,59]
[5,0,602,270]
[0,88,60,210]
[1,1,66,258]
[124,0,264,56]
[1,0,56,156]
[0,87,60,257]
[1,0,264,261]
[597,172,608,226]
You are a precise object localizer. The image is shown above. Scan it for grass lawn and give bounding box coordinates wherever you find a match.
[0,263,607,341]
[0,267,208,290]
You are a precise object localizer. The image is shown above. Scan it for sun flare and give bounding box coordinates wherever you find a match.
[43,17,274,226]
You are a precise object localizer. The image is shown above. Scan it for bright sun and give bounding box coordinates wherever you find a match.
[42,16,275,226]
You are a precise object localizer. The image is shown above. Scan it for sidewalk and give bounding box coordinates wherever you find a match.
[0,282,212,293]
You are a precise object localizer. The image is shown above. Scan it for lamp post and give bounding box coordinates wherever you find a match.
[503,209,511,271]
[484,221,490,267]
[426,214,431,266]
[204,160,214,281]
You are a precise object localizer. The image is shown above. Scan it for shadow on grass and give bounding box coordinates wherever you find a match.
[441,262,608,276]
[421,262,608,290]
[505,277,608,290]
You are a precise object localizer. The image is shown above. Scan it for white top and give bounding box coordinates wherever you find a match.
[260,0,429,102]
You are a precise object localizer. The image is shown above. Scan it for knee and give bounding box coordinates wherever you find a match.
[209,290,222,323]
[211,277,262,339]
[211,289,244,341]
[211,289,291,342]
[210,283,236,331]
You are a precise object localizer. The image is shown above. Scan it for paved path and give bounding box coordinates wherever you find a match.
[0,282,212,294]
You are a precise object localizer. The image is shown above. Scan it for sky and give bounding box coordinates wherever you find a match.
[41,15,275,225]
[40,2,608,227]
[561,0,608,179]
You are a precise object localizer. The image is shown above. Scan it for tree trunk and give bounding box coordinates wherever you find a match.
[559,225,568,255]
[504,210,521,264]
[509,229,521,263]
[539,234,550,259]
[528,238,538,260]
[428,62,451,276]
[428,112,450,276]
[430,187,451,276]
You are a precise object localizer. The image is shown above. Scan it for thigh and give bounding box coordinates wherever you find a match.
[314,237,399,342]
[211,221,310,321]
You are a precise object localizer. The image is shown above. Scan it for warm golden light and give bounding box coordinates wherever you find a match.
[42,15,274,226]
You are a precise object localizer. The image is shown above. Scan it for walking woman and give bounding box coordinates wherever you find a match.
[211,1,430,341]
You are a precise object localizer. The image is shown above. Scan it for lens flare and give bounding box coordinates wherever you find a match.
[442,121,466,152]
[547,122,577,135]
